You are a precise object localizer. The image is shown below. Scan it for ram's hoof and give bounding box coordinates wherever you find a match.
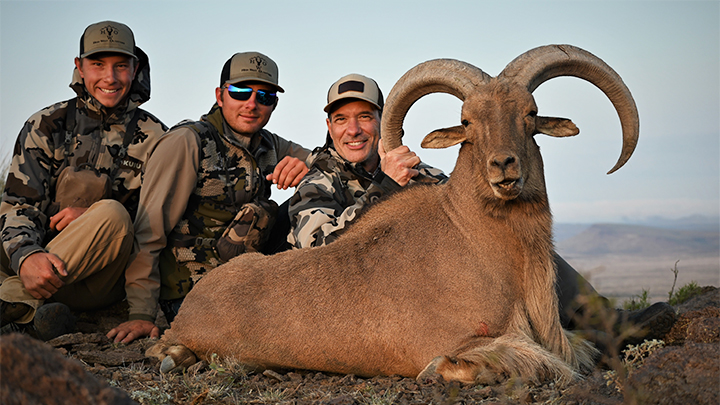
[160,355,177,373]
[416,356,444,383]
[146,342,198,373]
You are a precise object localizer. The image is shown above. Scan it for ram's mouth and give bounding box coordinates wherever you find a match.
[496,179,517,190]
[491,177,523,199]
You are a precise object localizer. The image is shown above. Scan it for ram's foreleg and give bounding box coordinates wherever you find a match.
[417,333,581,386]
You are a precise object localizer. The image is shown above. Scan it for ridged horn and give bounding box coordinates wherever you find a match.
[381,59,492,151]
[499,44,639,174]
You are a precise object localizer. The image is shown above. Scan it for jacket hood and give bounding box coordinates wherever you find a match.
[70,46,152,113]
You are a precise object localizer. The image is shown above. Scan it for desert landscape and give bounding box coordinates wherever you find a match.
[555,215,719,303]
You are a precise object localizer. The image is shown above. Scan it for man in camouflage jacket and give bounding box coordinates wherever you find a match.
[108,52,311,342]
[0,21,167,341]
[288,74,446,248]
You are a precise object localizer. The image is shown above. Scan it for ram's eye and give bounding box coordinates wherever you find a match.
[461,119,469,127]
[527,110,537,118]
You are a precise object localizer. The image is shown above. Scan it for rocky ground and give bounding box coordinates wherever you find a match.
[2,287,718,405]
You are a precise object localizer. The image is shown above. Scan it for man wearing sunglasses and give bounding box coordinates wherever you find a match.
[287,73,676,354]
[0,21,167,341]
[107,52,311,343]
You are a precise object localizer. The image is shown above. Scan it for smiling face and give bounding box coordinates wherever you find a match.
[327,100,381,173]
[75,54,137,109]
[216,82,277,136]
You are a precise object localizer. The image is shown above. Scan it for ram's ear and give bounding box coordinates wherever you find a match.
[421,125,467,149]
[535,116,579,138]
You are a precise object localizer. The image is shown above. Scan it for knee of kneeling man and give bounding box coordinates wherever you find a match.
[87,200,133,231]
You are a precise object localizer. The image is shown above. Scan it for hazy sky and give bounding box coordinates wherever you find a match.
[1,0,718,223]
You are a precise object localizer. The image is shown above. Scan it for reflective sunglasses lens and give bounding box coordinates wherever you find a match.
[226,85,252,101]
[255,90,277,106]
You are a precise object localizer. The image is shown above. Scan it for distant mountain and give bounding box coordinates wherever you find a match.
[556,223,719,257]
[553,215,720,243]
[626,215,720,232]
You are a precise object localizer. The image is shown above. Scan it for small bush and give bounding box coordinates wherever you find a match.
[668,281,702,306]
[603,339,665,394]
[623,289,651,311]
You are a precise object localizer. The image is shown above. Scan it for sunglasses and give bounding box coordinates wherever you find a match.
[225,84,277,106]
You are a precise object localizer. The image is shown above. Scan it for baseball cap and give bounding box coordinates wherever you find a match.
[79,21,137,59]
[324,73,384,113]
[220,52,284,92]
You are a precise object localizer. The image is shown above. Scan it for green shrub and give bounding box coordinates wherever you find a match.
[622,289,651,311]
[668,281,702,306]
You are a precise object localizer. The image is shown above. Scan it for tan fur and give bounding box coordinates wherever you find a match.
[151,47,640,385]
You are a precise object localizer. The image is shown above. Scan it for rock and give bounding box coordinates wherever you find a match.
[263,369,287,381]
[0,333,136,405]
[46,332,108,347]
[75,349,147,366]
[626,342,719,405]
[664,307,720,345]
[686,317,720,343]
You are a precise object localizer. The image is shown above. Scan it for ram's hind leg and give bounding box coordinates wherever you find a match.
[417,334,577,386]
[146,340,199,373]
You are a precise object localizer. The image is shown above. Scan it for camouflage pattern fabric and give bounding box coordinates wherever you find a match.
[159,105,308,302]
[215,199,279,262]
[0,48,167,273]
[287,143,447,249]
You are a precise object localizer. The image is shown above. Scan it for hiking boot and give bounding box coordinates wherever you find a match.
[1,300,32,325]
[33,302,76,341]
[0,320,37,337]
[615,302,677,346]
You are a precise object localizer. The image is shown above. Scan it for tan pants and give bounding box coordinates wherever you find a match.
[0,200,133,323]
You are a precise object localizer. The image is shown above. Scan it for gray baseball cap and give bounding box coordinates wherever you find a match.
[220,52,284,92]
[79,21,137,59]
[324,73,384,113]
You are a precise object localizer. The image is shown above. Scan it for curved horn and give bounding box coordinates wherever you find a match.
[382,59,492,151]
[499,44,639,174]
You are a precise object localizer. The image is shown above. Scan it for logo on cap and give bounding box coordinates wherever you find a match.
[249,55,267,74]
[100,24,120,42]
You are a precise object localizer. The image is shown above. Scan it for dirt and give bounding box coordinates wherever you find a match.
[3,287,719,405]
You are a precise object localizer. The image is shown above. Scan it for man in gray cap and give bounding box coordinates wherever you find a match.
[287,73,447,248]
[107,52,311,343]
[0,21,167,341]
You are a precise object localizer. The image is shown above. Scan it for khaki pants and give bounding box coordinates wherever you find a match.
[0,200,133,323]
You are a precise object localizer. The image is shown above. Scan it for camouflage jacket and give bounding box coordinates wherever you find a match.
[287,142,448,248]
[0,47,167,275]
[125,104,311,318]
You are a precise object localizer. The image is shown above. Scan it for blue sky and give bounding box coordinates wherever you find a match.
[1,0,718,223]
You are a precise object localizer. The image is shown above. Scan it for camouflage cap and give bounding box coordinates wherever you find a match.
[220,52,284,93]
[324,73,384,113]
[79,21,137,59]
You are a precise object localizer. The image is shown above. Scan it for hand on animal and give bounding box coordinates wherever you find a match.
[18,252,67,299]
[49,207,88,231]
[107,319,160,344]
[266,156,309,190]
[379,142,420,186]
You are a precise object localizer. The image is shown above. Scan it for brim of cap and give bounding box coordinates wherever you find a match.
[225,77,285,93]
[323,93,381,113]
[81,48,138,59]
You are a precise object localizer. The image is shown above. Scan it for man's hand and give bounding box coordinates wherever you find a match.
[49,207,88,231]
[18,252,67,299]
[107,320,160,344]
[379,141,421,187]
[266,156,309,190]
